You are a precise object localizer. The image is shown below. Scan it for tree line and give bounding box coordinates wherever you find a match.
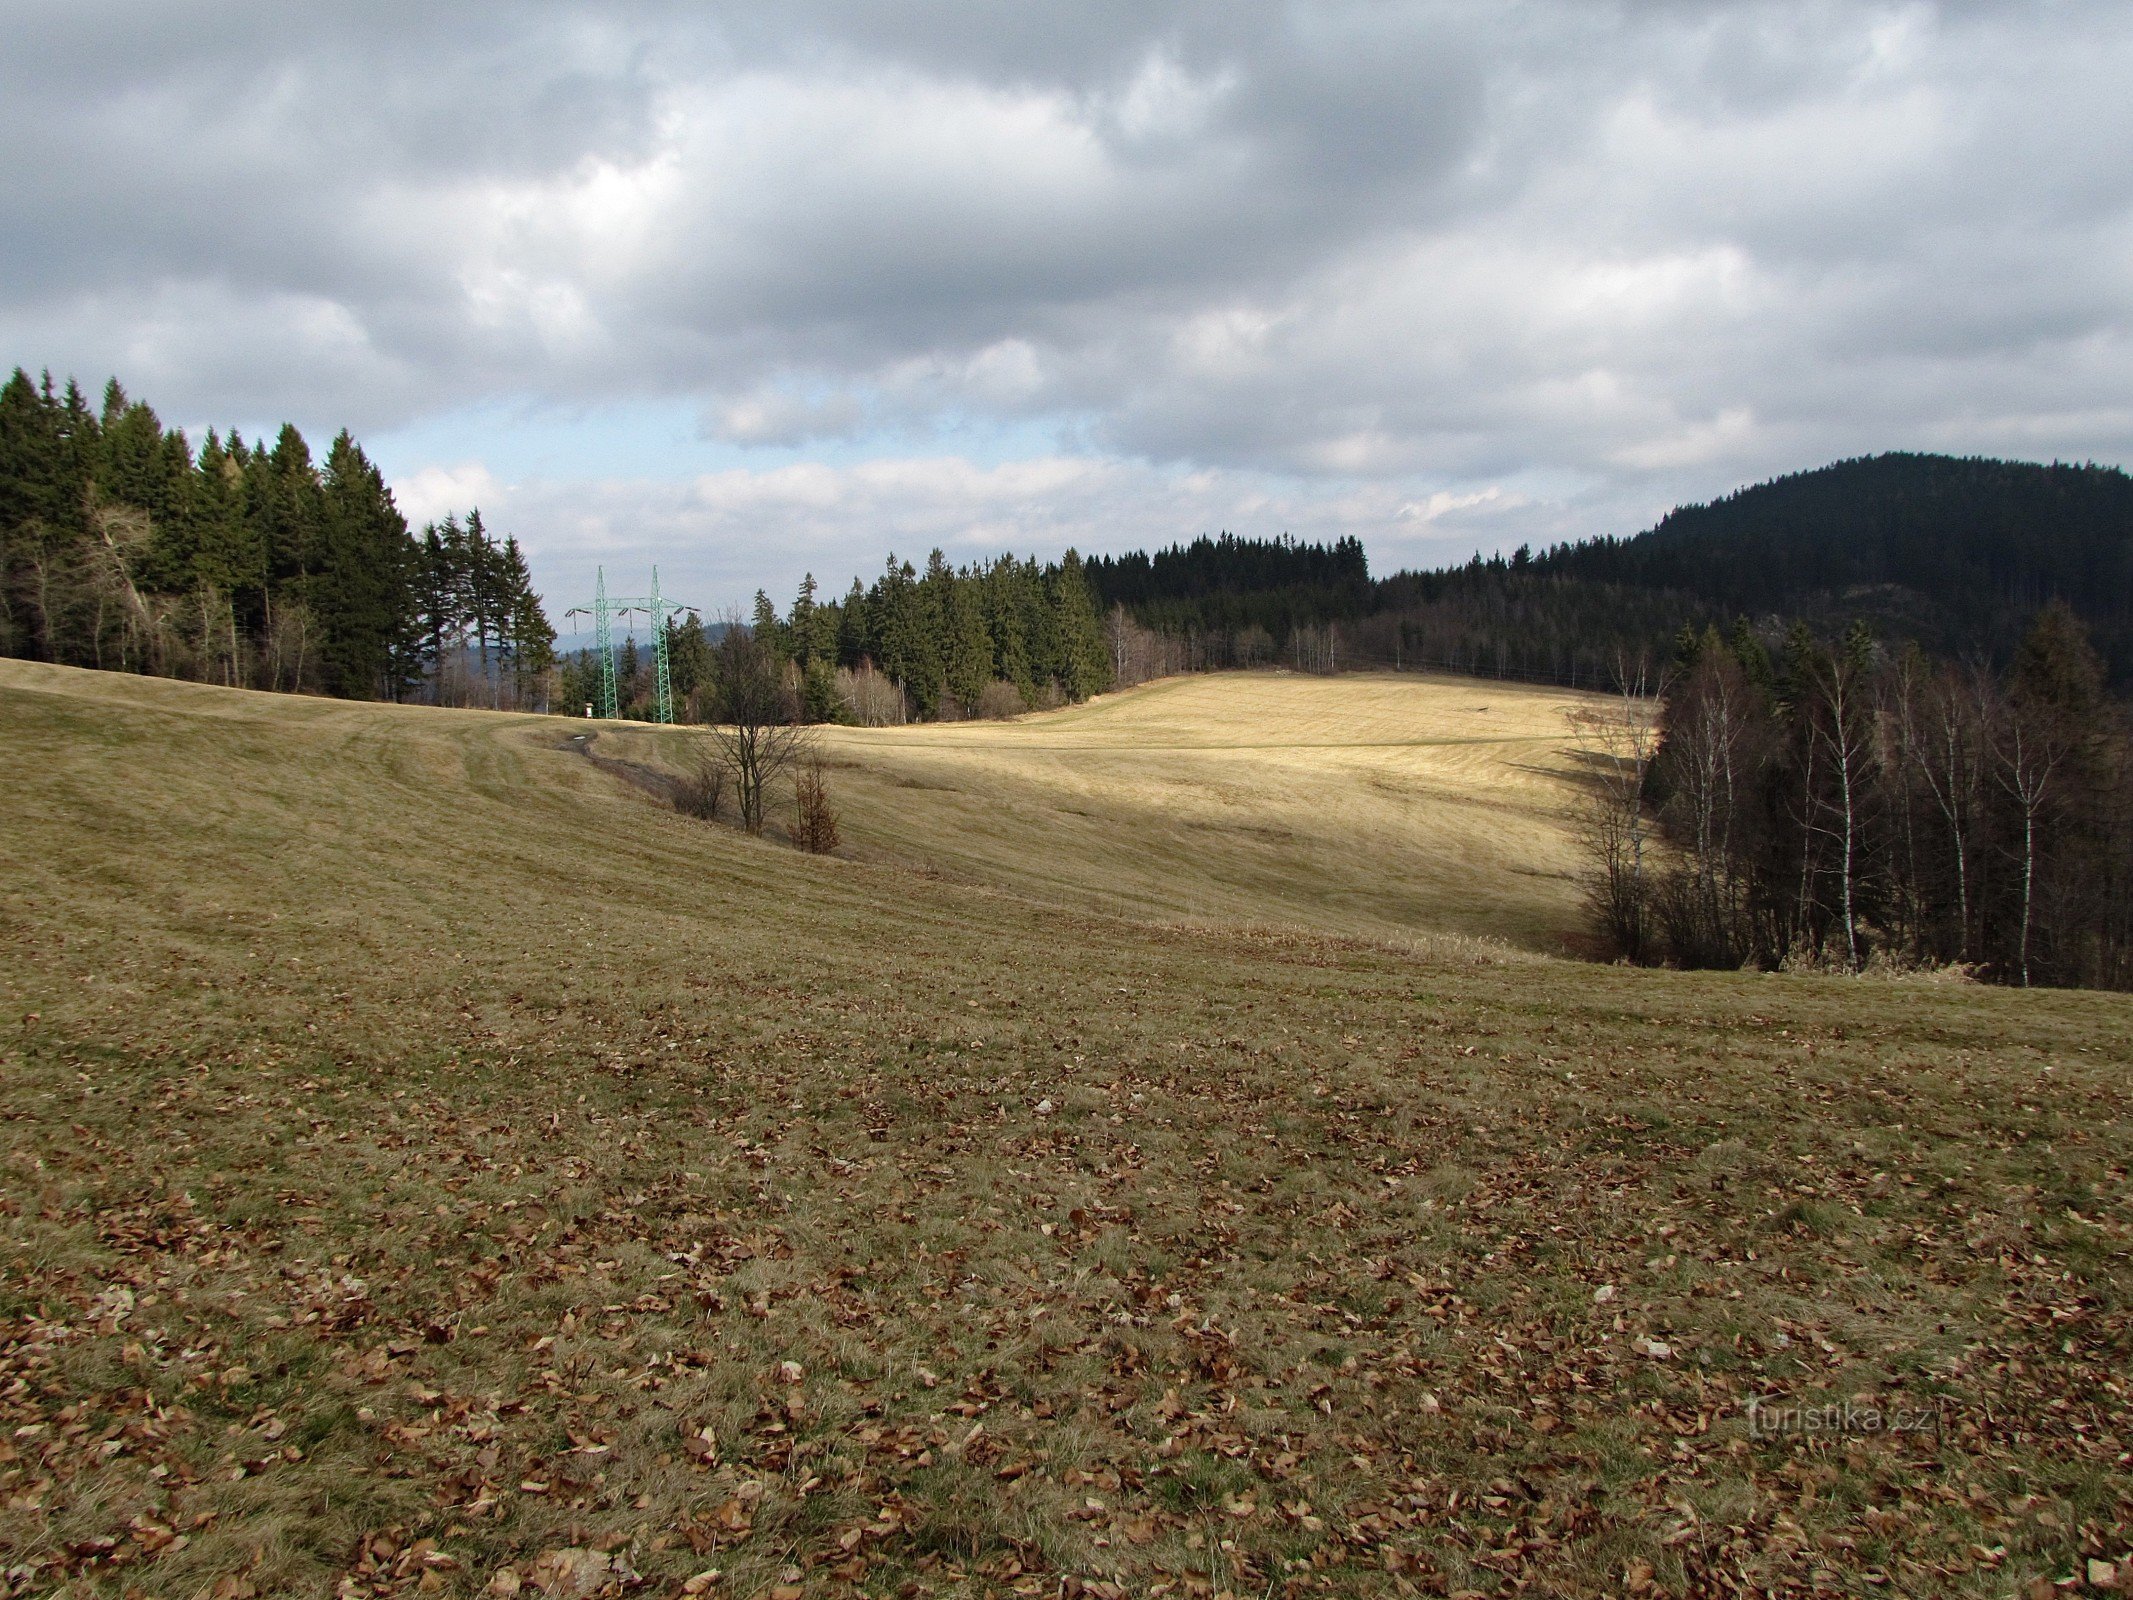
[1088,532,1374,647]
[1575,604,2133,990]
[1086,532,1724,692]
[561,548,1113,725]
[0,368,554,704]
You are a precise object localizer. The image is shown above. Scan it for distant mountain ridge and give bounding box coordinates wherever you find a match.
[1534,452,2133,671]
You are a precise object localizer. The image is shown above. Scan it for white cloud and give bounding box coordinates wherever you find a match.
[426,452,1555,616]
[2,0,2127,599]
[394,462,507,529]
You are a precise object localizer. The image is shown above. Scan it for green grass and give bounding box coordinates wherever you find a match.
[0,659,2129,1599]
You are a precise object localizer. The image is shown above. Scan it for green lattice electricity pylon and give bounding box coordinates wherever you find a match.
[566,566,695,723]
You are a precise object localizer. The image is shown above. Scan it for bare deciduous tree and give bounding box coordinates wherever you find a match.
[1656,645,1759,965]
[1568,663,1664,961]
[1885,654,1987,963]
[708,617,810,834]
[834,661,908,726]
[1797,633,1876,970]
[1985,679,2069,987]
[673,744,729,821]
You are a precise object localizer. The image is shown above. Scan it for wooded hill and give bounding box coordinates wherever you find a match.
[1092,454,2133,690]
[1536,453,2133,675]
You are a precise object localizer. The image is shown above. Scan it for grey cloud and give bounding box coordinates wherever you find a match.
[2,0,2128,571]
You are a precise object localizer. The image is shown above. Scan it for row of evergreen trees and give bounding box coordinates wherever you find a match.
[0,369,554,704]
[1587,605,2132,989]
[1088,532,1374,644]
[566,549,1113,724]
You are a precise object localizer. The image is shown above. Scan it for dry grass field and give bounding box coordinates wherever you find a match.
[2,659,2131,1600]
[600,672,1599,952]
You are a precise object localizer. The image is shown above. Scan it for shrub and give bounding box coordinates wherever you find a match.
[792,761,840,854]
[836,663,908,727]
[674,752,728,820]
[975,680,1027,720]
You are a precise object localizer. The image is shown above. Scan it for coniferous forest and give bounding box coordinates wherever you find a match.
[0,369,554,705]
[565,550,1114,726]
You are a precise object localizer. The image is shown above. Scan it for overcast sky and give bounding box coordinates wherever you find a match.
[6,1,2129,616]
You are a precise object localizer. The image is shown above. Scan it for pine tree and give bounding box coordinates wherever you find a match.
[753,590,788,663]
[500,536,554,707]
[836,577,870,667]
[982,555,1033,694]
[944,562,993,709]
[315,431,419,699]
[1050,550,1111,701]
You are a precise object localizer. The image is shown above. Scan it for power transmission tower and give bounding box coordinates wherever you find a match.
[593,568,617,719]
[649,567,677,726]
[566,566,695,722]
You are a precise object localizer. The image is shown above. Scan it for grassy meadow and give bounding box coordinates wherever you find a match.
[1,659,2130,1599]
[599,672,1598,951]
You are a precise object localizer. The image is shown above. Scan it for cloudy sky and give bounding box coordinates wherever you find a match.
[6,1,2129,615]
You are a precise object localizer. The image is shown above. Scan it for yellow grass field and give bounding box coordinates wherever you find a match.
[2,659,2129,1600]
[602,672,1603,952]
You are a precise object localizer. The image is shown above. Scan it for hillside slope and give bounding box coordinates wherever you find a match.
[1,662,2130,1598]
[597,672,1599,952]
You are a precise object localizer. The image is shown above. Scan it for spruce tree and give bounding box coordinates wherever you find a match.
[789,573,825,665]
[1049,550,1111,700]
[872,557,938,713]
[944,562,993,708]
[315,431,419,699]
[0,370,68,656]
[752,590,787,663]
[500,536,554,706]
[1020,556,1059,693]
[836,577,870,667]
[665,613,713,710]
[620,635,642,715]
[982,555,1032,693]
[419,518,459,698]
